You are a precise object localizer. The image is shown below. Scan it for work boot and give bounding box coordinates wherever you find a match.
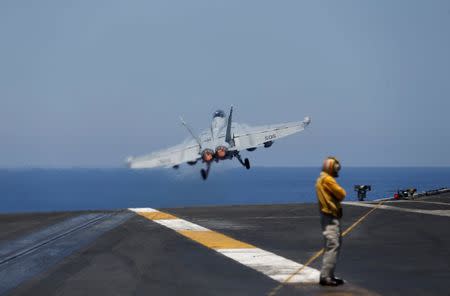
[332,276,345,285]
[319,277,340,286]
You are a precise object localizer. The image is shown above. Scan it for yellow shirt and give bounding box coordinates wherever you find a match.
[316,172,346,218]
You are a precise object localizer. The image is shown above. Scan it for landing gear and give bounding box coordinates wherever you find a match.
[244,158,250,170]
[200,169,207,180]
[236,153,251,170]
[200,163,212,180]
[200,152,250,180]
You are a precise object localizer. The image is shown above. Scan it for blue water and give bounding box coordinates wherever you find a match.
[1,167,449,213]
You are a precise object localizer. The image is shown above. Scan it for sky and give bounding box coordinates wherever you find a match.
[1,0,449,168]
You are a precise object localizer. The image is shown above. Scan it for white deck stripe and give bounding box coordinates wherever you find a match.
[153,219,209,231]
[343,202,450,217]
[217,248,320,283]
[128,208,158,213]
[384,200,450,206]
[128,208,320,283]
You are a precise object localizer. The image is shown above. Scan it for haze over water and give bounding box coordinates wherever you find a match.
[1,167,449,213]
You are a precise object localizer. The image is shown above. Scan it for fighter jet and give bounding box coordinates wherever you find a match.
[127,106,311,180]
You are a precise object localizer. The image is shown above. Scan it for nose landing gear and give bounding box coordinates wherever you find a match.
[200,162,212,180]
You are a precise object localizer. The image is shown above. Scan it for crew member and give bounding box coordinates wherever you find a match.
[315,156,346,286]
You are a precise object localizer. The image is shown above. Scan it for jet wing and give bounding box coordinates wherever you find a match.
[127,139,201,169]
[230,117,311,151]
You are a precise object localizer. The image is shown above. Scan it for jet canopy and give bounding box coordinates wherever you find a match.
[213,110,226,119]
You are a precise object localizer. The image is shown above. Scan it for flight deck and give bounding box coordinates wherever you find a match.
[0,192,449,295]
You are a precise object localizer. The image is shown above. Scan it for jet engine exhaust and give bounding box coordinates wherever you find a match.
[215,146,228,159]
[201,149,215,163]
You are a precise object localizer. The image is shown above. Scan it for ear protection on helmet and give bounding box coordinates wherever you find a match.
[323,157,341,176]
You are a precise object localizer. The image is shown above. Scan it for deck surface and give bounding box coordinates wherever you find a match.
[1,193,449,295]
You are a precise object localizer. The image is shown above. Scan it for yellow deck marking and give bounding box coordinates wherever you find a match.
[134,210,253,248]
[137,212,177,220]
[129,208,320,284]
[178,230,255,249]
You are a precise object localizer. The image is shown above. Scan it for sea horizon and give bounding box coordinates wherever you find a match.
[1,167,449,214]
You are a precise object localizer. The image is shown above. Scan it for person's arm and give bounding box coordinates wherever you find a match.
[324,176,346,201]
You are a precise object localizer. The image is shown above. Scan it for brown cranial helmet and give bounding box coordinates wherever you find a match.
[322,156,341,177]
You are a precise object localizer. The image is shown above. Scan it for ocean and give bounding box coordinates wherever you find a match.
[1,167,449,213]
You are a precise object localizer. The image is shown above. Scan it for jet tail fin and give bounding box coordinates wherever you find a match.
[180,117,202,148]
[225,105,234,147]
